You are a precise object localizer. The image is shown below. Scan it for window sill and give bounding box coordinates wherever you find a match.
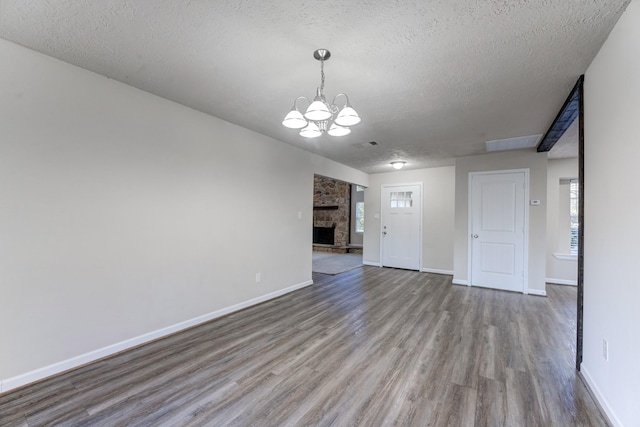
[553,253,577,261]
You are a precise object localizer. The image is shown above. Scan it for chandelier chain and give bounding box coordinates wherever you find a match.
[320,58,325,95]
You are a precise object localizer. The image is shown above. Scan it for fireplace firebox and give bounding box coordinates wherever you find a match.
[313,226,335,245]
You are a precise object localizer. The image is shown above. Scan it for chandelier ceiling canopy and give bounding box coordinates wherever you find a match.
[282,49,361,138]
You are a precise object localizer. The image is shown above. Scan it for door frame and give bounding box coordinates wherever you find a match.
[467,168,530,294]
[380,182,423,271]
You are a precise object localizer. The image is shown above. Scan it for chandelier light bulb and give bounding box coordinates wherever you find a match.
[391,161,406,170]
[305,98,332,121]
[328,123,351,137]
[335,105,361,127]
[282,108,307,129]
[300,122,322,138]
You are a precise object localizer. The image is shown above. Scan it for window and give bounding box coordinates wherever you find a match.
[570,179,579,254]
[390,191,413,208]
[355,202,364,233]
[356,185,365,192]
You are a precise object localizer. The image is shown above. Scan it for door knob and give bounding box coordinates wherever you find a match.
[383,231,387,235]
[473,234,479,238]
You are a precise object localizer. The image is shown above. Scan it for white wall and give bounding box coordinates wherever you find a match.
[363,166,455,274]
[546,158,578,285]
[453,150,548,294]
[0,38,367,390]
[582,0,640,425]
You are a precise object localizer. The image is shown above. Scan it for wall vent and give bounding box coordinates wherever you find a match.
[355,141,379,148]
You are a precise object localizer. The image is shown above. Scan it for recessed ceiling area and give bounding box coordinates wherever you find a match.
[486,134,542,153]
[0,0,630,173]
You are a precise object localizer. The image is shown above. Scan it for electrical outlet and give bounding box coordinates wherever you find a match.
[603,339,608,361]
[255,273,261,283]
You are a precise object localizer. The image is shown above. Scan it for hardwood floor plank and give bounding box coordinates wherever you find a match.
[436,383,478,426]
[0,268,609,426]
[474,376,507,426]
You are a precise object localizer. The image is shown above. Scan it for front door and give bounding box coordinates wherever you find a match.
[470,171,526,292]
[381,184,421,270]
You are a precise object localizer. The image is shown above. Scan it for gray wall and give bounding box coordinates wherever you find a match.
[0,38,367,390]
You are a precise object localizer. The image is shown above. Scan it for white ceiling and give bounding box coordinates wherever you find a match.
[0,0,629,173]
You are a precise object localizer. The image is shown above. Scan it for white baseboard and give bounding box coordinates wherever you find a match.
[452,278,468,286]
[363,261,381,267]
[0,280,313,394]
[526,288,547,297]
[580,365,623,427]
[421,268,454,276]
[546,278,577,286]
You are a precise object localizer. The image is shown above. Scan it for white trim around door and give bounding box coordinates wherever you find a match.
[380,182,423,271]
[467,169,530,294]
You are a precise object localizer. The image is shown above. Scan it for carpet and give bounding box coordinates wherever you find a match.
[312,251,363,275]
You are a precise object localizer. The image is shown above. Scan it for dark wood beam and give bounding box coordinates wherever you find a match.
[537,79,581,152]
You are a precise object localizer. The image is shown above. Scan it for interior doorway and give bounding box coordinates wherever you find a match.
[469,170,528,293]
[312,175,363,274]
[536,76,584,371]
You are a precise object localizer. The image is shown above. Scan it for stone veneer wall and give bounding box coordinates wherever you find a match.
[313,175,350,247]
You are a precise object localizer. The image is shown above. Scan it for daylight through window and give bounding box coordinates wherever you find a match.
[570,179,579,254]
[355,202,364,233]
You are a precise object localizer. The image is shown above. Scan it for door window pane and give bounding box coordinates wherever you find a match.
[390,191,413,208]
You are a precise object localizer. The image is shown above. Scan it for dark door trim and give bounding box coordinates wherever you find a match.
[576,75,584,371]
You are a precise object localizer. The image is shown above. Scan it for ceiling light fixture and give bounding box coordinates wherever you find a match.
[282,49,361,138]
[391,161,406,170]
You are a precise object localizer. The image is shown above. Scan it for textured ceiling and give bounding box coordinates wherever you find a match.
[0,0,629,173]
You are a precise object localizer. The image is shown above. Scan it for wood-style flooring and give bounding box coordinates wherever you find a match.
[0,267,608,426]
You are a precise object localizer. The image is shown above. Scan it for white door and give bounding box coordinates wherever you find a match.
[381,184,421,270]
[470,171,526,292]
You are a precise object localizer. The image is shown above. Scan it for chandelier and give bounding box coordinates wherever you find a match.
[282,49,361,138]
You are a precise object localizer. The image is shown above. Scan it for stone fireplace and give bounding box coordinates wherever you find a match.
[313,175,350,253]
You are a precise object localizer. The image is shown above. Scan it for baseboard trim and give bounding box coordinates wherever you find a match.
[363,261,382,267]
[545,278,577,286]
[452,279,468,286]
[421,268,454,276]
[580,365,622,427]
[0,279,313,394]
[526,288,547,297]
